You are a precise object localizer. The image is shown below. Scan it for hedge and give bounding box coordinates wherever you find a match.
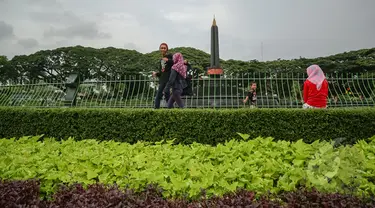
[0,107,374,145]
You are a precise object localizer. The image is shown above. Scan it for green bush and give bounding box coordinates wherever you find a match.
[0,107,374,144]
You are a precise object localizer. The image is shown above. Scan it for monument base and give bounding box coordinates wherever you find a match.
[207,68,223,75]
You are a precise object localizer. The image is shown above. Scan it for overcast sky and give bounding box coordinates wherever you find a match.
[0,0,374,61]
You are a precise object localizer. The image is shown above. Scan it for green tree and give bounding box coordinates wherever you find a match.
[1,46,374,83]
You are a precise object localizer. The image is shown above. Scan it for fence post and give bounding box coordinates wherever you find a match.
[64,72,81,107]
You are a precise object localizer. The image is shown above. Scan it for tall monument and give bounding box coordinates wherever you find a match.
[188,16,245,108]
[207,16,223,76]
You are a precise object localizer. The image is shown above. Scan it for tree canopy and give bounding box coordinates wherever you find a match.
[1,45,374,83]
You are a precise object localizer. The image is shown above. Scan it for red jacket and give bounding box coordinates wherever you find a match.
[303,79,328,107]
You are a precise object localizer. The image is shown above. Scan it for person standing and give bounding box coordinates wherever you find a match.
[164,53,188,108]
[181,59,193,96]
[152,43,174,109]
[303,65,329,109]
[243,82,257,108]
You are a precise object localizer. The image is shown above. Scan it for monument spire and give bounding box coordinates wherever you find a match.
[208,15,223,76]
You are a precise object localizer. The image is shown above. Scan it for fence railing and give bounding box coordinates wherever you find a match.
[1,73,374,108]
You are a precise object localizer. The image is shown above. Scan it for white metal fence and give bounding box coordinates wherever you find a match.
[1,73,374,108]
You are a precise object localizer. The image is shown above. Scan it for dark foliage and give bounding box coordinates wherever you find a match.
[1,107,375,145]
[48,184,177,208]
[1,180,375,208]
[280,188,375,208]
[200,189,283,207]
[0,179,42,207]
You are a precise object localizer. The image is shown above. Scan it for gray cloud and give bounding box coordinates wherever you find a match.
[0,0,374,61]
[28,6,112,40]
[0,21,14,41]
[17,38,39,49]
[29,11,81,25]
[124,42,140,51]
[26,0,62,7]
[44,22,111,39]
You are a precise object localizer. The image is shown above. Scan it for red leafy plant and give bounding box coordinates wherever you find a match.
[0,179,42,207]
[1,180,375,208]
[280,188,375,208]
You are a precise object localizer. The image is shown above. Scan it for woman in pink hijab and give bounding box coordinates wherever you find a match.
[163,52,188,108]
[303,65,329,109]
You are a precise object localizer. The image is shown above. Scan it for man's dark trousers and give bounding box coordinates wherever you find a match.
[154,82,170,109]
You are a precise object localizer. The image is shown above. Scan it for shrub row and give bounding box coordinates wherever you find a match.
[1,107,375,144]
[1,180,375,208]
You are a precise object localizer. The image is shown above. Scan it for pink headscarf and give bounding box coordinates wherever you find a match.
[307,65,326,90]
[172,53,187,79]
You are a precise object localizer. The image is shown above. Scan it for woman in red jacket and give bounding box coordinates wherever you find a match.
[303,65,328,109]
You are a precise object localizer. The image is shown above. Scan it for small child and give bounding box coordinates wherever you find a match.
[243,82,257,107]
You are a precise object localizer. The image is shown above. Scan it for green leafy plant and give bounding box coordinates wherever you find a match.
[1,135,375,199]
